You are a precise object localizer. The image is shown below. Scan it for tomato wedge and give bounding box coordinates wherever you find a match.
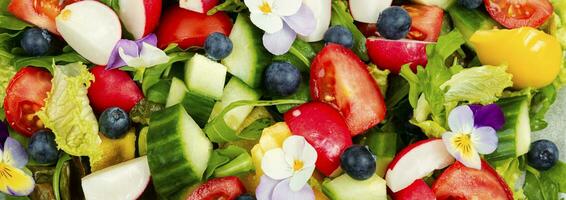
[432,160,513,200]
[484,0,553,28]
[402,4,444,42]
[8,0,80,35]
[187,176,246,200]
[310,44,386,135]
[4,67,52,137]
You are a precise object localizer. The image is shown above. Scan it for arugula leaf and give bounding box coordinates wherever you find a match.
[440,65,513,104]
[273,39,316,72]
[529,84,557,131]
[98,0,120,12]
[541,161,566,192]
[330,0,368,61]
[275,80,311,113]
[363,128,397,177]
[524,166,560,200]
[238,118,275,140]
[0,14,31,31]
[207,0,247,15]
[12,52,88,73]
[141,51,194,93]
[204,145,254,179]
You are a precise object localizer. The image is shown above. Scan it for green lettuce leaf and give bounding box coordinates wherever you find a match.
[400,30,466,128]
[368,64,390,96]
[36,63,102,162]
[330,0,368,61]
[491,157,527,199]
[541,161,566,192]
[440,65,513,104]
[204,145,253,179]
[410,119,446,138]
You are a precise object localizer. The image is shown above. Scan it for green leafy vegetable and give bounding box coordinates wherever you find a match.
[204,145,254,179]
[205,99,306,143]
[36,63,102,162]
[275,80,311,113]
[330,0,368,61]
[400,30,466,128]
[440,65,513,104]
[207,0,247,15]
[238,118,275,140]
[141,52,193,93]
[273,39,316,72]
[541,161,566,192]
[53,154,72,200]
[529,85,557,131]
[0,65,15,120]
[0,14,31,31]
[12,52,88,73]
[367,64,390,96]
[363,128,397,177]
[129,99,165,125]
[491,157,527,199]
[524,166,560,200]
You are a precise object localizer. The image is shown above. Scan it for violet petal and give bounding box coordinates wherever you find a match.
[469,104,505,130]
[263,23,297,55]
[3,137,28,169]
[136,34,158,47]
[256,175,281,200]
[106,40,140,70]
[282,4,316,36]
[271,178,315,200]
[0,121,8,150]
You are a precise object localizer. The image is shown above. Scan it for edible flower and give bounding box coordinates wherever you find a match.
[442,104,504,169]
[244,0,316,55]
[106,34,169,70]
[0,137,35,196]
[256,135,317,200]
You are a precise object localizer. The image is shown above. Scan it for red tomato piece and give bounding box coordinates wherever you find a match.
[310,44,386,135]
[187,176,246,200]
[156,6,233,49]
[484,0,553,28]
[4,67,53,137]
[284,102,353,177]
[8,0,80,35]
[402,4,444,42]
[393,179,436,200]
[88,66,143,113]
[432,160,513,200]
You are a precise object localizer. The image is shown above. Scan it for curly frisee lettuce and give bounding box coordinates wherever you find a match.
[36,63,102,162]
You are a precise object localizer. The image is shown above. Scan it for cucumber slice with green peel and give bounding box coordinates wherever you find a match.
[166,77,215,127]
[221,14,272,88]
[322,174,387,200]
[209,77,262,130]
[448,5,499,49]
[185,54,227,100]
[146,79,171,104]
[147,104,212,199]
[166,77,187,107]
[487,95,531,161]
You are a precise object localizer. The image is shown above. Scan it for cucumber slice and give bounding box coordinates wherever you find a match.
[487,96,531,161]
[221,14,272,88]
[166,77,187,107]
[147,104,212,199]
[184,54,227,100]
[322,174,387,200]
[209,77,262,130]
[448,5,499,49]
[166,78,216,127]
[146,79,171,104]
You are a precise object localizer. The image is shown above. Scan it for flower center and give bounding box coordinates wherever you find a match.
[259,1,272,14]
[453,133,473,157]
[293,160,304,172]
[0,163,14,180]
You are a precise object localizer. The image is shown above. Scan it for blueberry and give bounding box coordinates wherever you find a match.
[377,6,412,40]
[204,32,233,61]
[28,130,58,164]
[99,107,130,139]
[527,139,559,171]
[236,194,256,200]
[324,25,354,48]
[20,28,52,56]
[264,62,301,96]
[458,0,483,9]
[340,145,376,180]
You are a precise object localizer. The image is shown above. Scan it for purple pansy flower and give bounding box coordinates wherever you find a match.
[442,104,504,169]
[106,34,169,70]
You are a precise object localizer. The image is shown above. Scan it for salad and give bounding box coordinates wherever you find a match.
[0,0,565,199]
